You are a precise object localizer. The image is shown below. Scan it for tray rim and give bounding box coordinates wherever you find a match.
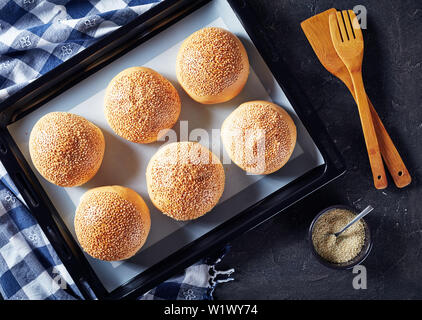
[0,0,346,300]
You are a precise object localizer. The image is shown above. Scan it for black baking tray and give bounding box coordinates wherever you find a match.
[0,0,345,300]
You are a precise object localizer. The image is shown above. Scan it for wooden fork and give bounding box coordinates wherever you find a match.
[329,10,387,189]
[301,9,411,188]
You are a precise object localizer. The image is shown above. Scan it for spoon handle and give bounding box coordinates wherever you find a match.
[335,205,374,237]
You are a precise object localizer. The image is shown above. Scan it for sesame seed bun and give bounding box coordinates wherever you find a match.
[29,112,105,187]
[146,142,225,221]
[74,186,151,261]
[221,101,297,175]
[176,27,249,104]
[104,67,181,143]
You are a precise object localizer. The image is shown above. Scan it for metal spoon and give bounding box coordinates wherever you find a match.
[334,205,374,237]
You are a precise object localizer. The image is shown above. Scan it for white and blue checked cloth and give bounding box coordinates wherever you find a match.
[0,0,234,300]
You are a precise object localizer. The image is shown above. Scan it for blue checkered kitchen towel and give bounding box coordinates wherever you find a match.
[0,0,234,300]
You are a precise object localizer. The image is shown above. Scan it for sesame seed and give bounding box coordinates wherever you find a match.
[176,27,248,101]
[104,67,181,143]
[312,209,366,264]
[146,142,225,221]
[221,101,297,174]
[29,112,105,187]
[75,186,150,261]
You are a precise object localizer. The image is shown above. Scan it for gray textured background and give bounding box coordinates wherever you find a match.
[215,0,422,300]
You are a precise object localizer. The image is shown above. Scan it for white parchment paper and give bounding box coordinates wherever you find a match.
[8,0,324,292]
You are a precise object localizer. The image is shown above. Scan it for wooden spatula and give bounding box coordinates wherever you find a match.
[301,9,411,188]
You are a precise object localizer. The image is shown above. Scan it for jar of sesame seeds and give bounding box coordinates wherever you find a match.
[309,205,373,269]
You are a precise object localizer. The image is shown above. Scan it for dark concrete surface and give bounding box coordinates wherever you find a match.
[215,0,422,299]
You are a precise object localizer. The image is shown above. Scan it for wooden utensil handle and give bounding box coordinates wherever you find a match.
[369,100,412,188]
[344,82,411,188]
[350,71,388,189]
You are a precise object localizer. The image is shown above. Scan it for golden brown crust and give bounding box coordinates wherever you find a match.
[221,101,297,174]
[74,186,151,261]
[104,67,181,143]
[176,27,249,104]
[146,142,225,221]
[29,112,105,187]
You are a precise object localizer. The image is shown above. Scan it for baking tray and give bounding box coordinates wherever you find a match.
[0,0,345,299]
